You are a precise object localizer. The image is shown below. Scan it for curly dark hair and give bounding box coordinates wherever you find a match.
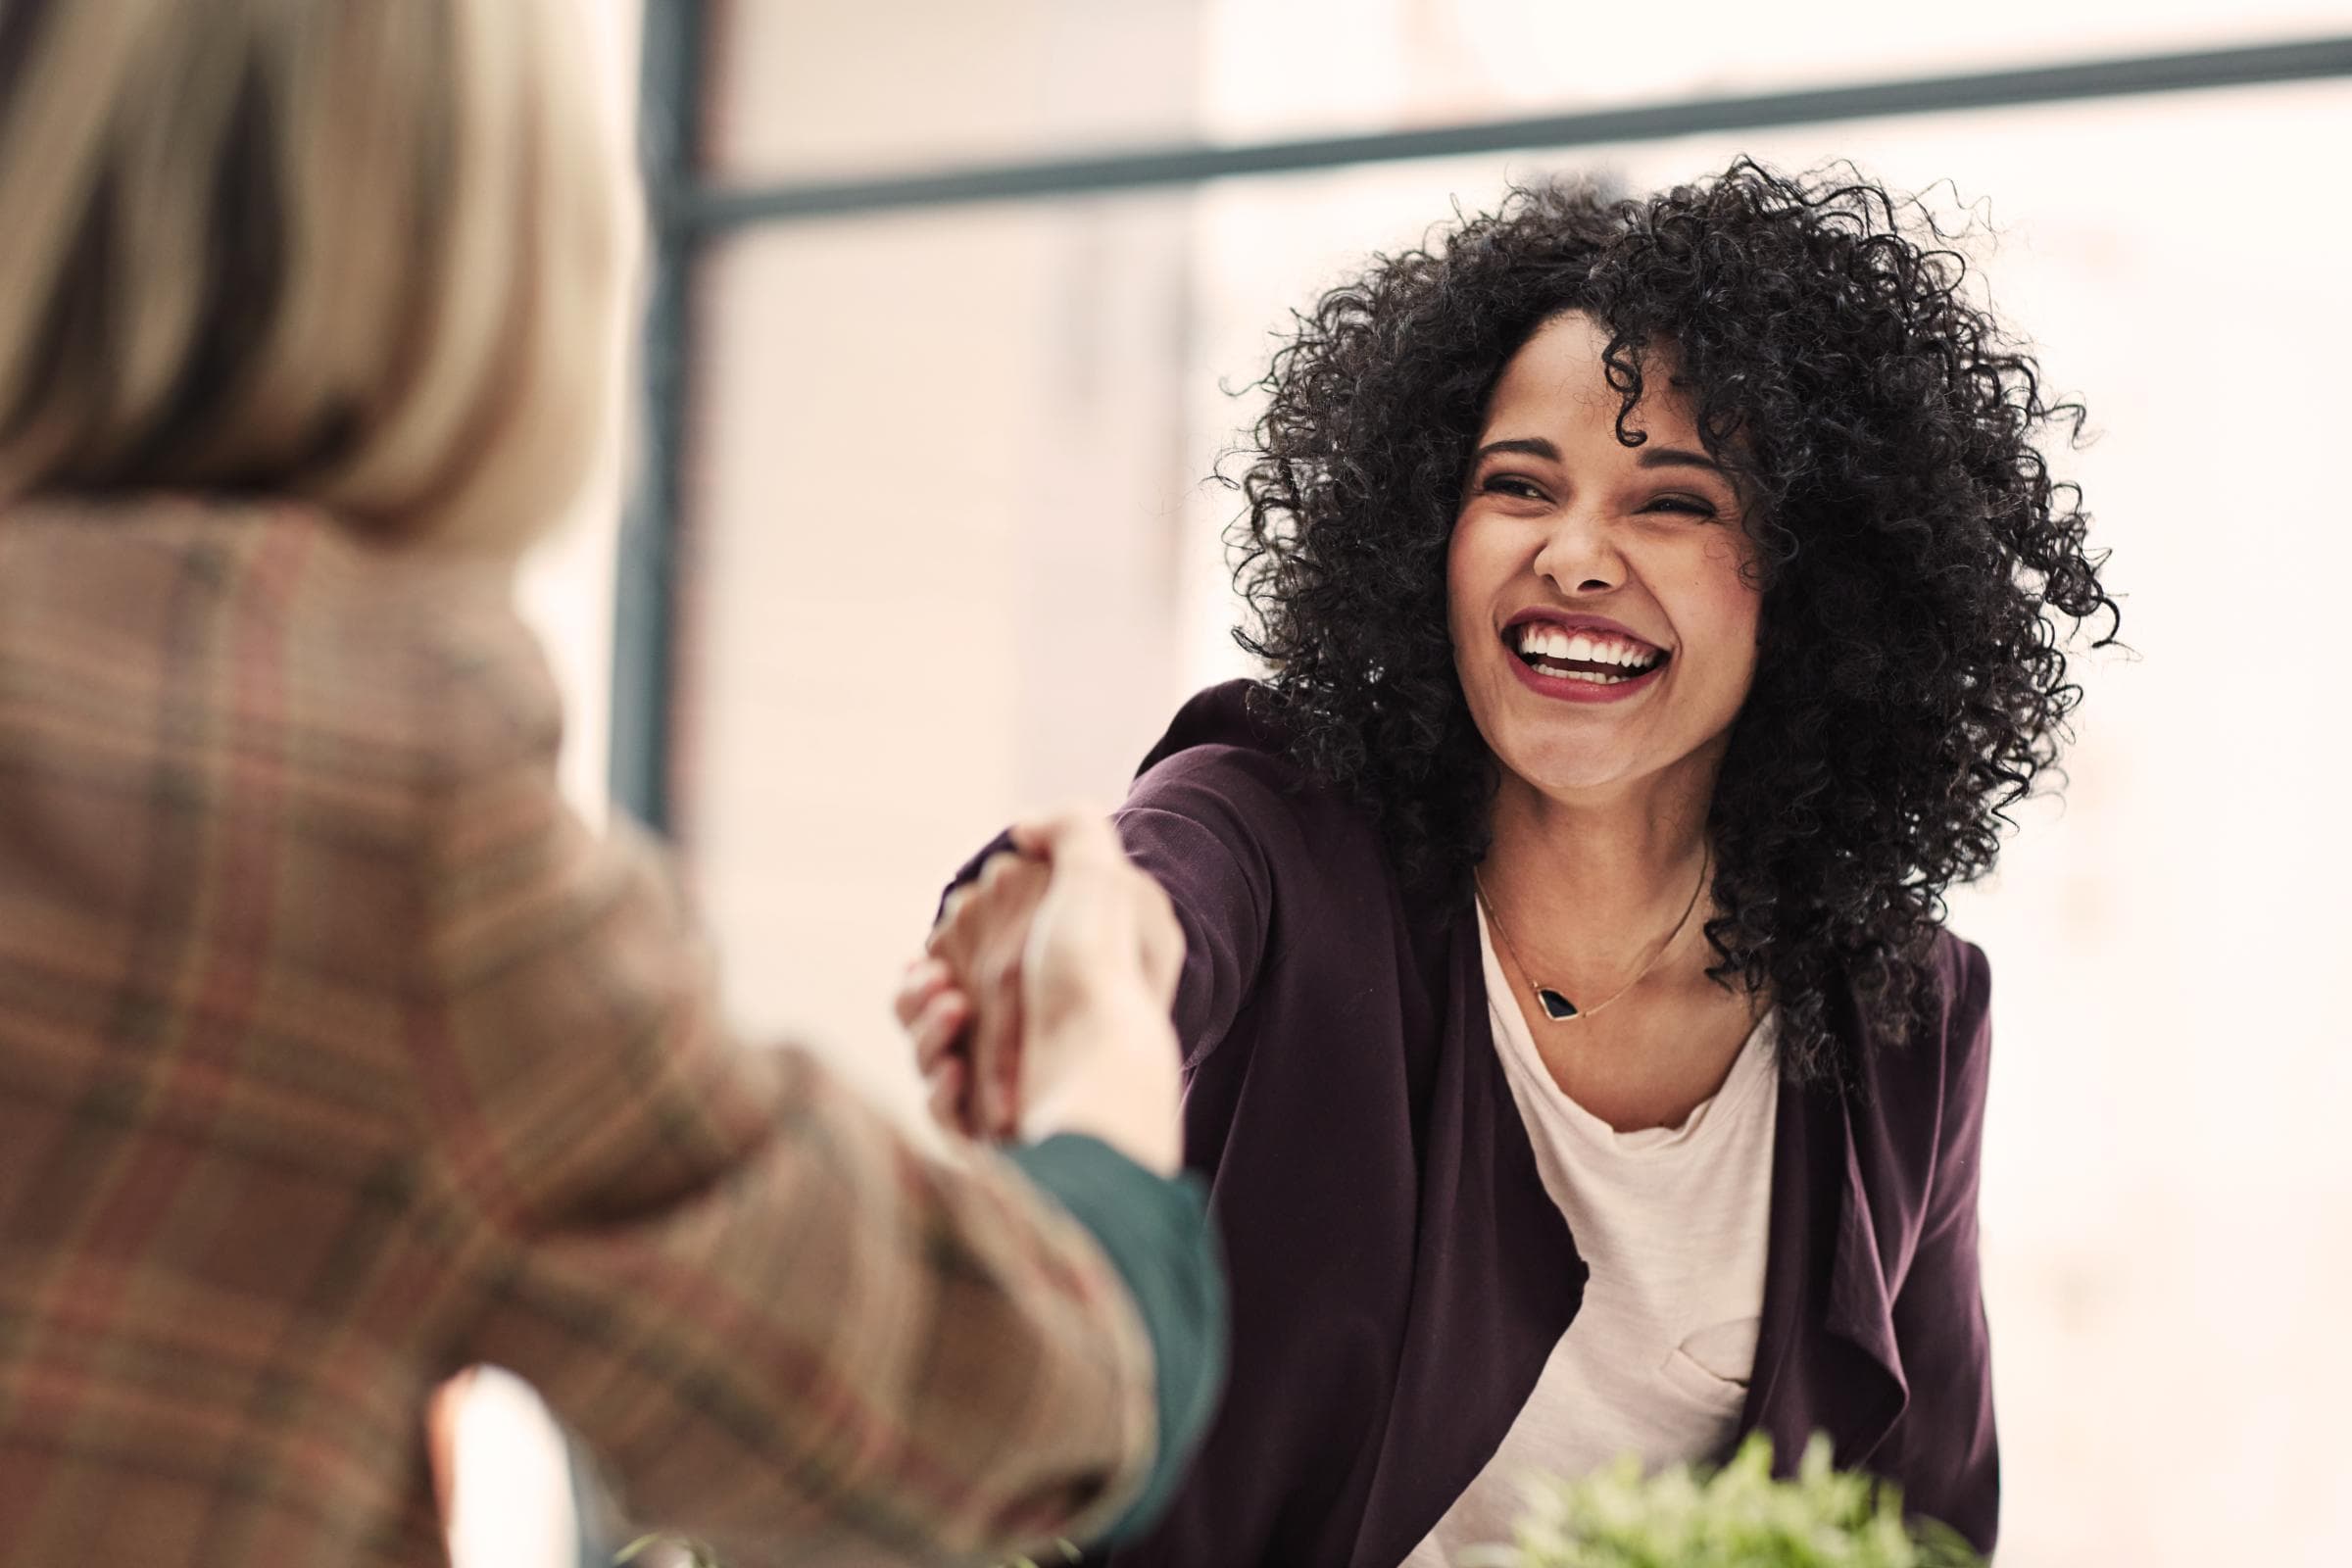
[1227,159,2119,1083]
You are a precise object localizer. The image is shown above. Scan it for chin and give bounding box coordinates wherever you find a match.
[1531,764,1643,801]
[1494,736,1641,799]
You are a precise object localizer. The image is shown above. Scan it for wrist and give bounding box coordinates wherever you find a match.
[1020,999,1183,1176]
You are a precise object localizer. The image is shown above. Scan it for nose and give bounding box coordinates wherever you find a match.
[1530,505,1624,595]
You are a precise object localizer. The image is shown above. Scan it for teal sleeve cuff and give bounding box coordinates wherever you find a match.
[1004,1135,1227,1547]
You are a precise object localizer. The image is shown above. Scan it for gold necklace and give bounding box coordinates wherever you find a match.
[1475,848,1710,1022]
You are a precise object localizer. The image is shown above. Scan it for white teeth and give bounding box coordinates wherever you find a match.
[1513,622,1662,670]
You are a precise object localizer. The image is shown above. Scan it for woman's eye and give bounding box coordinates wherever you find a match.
[1643,495,1716,517]
[1481,474,1545,500]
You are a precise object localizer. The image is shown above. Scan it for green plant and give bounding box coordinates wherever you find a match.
[618,1437,1981,1568]
[1460,1435,1984,1568]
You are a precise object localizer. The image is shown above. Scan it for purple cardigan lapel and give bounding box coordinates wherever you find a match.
[1342,904,1586,1568]
[1741,1016,1908,1475]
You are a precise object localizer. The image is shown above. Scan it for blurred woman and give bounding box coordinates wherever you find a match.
[0,3,1220,1564]
[911,162,2118,1566]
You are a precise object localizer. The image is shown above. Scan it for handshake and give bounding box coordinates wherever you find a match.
[896,809,1189,1177]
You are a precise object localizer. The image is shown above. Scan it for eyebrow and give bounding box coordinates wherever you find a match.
[1471,437,1559,465]
[1470,436,1726,476]
[1635,445,1727,474]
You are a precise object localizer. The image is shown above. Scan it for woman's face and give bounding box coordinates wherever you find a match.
[1447,312,1763,807]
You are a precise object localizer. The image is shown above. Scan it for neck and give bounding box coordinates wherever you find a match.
[1479,756,1720,979]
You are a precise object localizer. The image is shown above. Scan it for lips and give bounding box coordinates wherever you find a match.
[1490,609,1669,708]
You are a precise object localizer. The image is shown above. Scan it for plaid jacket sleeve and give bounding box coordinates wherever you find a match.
[406,611,1160,1567]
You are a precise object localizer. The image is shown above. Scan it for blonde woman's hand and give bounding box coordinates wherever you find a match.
[897,810,1185,1174]
[1004,808,1184,1175]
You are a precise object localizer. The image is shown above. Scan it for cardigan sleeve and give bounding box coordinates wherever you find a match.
[1114,747,1281,1072]
[941,744,1280,1077]
[1885,937,2001,1554]
[410,618,1175,1568]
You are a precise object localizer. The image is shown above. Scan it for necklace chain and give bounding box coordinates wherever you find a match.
[1475,848,1710,1024]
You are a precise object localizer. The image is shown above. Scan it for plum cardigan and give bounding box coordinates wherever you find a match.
[960,679,1998,1567]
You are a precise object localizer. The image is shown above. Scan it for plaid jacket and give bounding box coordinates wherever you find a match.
[0,498,1158,1566]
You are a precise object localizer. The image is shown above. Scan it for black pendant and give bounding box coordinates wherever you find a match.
[1535,987,1580,1020]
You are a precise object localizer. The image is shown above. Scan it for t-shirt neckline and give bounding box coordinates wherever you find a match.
[1475,900,1778,1158]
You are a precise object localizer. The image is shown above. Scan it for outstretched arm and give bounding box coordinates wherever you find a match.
[411,632,1201,1568]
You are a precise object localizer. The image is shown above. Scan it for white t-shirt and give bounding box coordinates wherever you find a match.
[1400,907,1781,1567]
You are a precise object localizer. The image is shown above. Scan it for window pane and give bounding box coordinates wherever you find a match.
[1204,0,2350,142]
[704,0,2346,183]
[705,0,1202,182]
[678,191,1202,1115]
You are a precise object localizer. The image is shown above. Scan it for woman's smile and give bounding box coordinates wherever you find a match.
[1501,610,1671,703]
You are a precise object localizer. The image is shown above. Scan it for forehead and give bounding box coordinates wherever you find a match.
[1484,312,1701,440]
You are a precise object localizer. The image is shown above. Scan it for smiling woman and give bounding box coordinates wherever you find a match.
[911,159,2119,1568]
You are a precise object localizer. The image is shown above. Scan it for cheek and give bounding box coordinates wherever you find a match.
[1445,518,1495,647]
[1676,537,1765,689]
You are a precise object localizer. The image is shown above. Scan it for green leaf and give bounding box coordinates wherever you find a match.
[1474,1433,1986,1568]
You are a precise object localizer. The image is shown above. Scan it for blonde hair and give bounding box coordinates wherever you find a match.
[0,0,632,549]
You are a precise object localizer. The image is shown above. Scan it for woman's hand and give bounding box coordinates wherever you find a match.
[898,956,978,1134]
[897,809,1185,1175]
[1005,808,1184,1034]
[1005,808,1185,1173]
[903,851,1052,1140]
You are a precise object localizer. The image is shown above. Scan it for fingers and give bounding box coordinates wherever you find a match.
[974,1017,1025,1142]
[908,986,971,1072]
[917,849,1059,1144]
[927,850,1035,966]
[930,849,1024,952]
[968,901,1026,1139]
[896,956,953,1029]
[924,1057,970,1134]
[996,1032,1023,1139]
